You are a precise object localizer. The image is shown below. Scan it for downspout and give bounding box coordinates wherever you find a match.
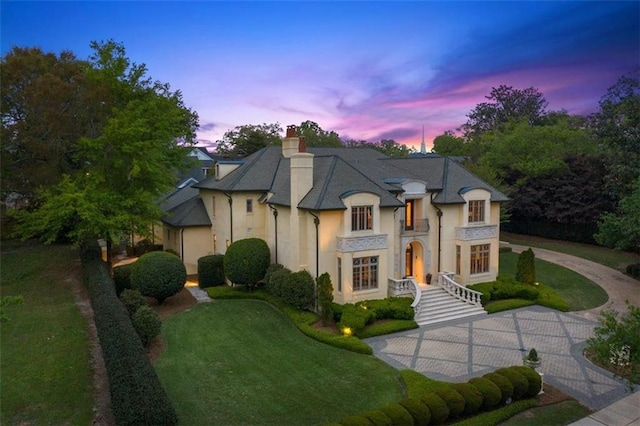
[309,211,320,313]
[180,228,185,262]
[430,193,443,273]
[269,204,279,264]
[224,192,233,243]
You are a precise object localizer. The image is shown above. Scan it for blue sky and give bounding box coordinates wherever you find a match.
[2,1,638,149]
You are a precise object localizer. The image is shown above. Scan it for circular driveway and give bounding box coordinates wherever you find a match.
[365,306,630,410]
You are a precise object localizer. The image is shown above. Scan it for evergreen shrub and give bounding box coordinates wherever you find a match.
[197,254,225,288]
[338,303,376,336]
[131,251,186,304]
[420,392,449,424]
[511,366,542,397]
[483,372,514,404]
[113,263,134,295]
[469,377,502,410]
[626,263,640,279]
[435,387,465,418]
[363,410,393,426]
[399,398,431,425]
[317,273,334,325]
[223,238,270,290]
[264,263,285,294]
[495,368,529,400]
[452,383,483,416]
[379,403,414,426]
[516,248,536,285]
[359,297,414,320]
[340,415,373,426]
[120,288,146,316]
[131,305,162,346]
[266,267,291,299]
[281,270,315,309]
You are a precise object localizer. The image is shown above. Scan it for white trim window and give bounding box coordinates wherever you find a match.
[468,200,485,223]
[470,244,490,274]
[351,205,372,231]
[353,256,378,291]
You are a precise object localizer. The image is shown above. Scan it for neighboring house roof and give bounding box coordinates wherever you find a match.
[162,185,200,212]
[162,196,211,227]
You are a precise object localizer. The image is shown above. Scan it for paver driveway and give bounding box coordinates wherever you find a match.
[365,305,630,410]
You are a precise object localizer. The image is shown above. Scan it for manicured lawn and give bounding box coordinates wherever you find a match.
[0,241,94,426]
[498,400,591,426]
[501,232,640,273]
[499,252,609,311]
[155,300,404,425]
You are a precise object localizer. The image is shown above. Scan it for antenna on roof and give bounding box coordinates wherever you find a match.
[420,125,426,154]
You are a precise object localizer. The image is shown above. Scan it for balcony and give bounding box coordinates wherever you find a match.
[400,219,429,235]
[455,224,498,241]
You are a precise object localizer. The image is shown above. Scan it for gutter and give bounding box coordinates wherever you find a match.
[269,204,279,264]
[224,192,233,243]
[430,193,443,272]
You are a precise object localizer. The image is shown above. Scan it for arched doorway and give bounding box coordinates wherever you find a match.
[404,241,425,282]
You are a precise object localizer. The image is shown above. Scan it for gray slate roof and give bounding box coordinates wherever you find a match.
[162,196,211,227]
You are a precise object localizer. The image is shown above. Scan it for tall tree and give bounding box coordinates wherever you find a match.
[462,85,548,139]
[13,40,198,264]
[595,179,640,252]
[297,120,343,147]
[215,123,282,156]
[344,138,413,157]
[432,131,466,156]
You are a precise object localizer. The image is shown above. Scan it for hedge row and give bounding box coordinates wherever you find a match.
[197,254,225,288]
[333,365,541,425]
[334,297,416,337]
[469,275,539,304]
[626,263,640,280]
[264,265,315,309]
[80,243,178,426]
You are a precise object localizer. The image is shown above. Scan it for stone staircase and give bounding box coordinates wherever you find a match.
[414,286,487,326]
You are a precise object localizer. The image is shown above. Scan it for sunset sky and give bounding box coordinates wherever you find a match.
[2,1,638,150]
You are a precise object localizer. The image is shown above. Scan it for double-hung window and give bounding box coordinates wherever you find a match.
[351,205,372,231]
[352,256,378,291]
[468,200,485,223]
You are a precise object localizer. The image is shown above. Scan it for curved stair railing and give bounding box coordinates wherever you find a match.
[388,277,422,316]
[437,272,483,307]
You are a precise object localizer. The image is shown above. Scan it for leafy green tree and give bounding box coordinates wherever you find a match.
[12,40,198,264]
[223,238,270,291]
[586,302,640,390]
[596,179,640,252]
[215,122,282,156]
[297,120,343,147]
[131,251,187,304]
[344,138,413,157]
[432,131,467,156]
[462,85,549,139]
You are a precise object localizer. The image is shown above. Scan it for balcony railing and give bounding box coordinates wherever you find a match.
[437,272,483,307]
[400,219,429,235]
[388,277,421,316]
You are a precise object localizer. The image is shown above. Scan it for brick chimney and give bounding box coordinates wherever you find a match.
[282,125,299,158]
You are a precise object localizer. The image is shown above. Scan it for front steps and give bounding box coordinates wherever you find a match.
[414,286,487,326]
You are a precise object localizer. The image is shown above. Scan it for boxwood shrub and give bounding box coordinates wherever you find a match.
[197,254,225,288]
[495,368,529,400]
[80,243,177,426]
[338,303,376,336]
[281,270,315,309]
[379,403,413,426]
[511,366,542,398]
[358,297,414,320]
[265,267,291,299]
[435,387,465,418]
[113,263,134,295]
[363,410,392,426]
[131,305,162,346]
[120,288,146,317]
[399,398,431,425]
[483,372,514,404]
[340,415,373,426]
[452,383,483,416]
[131,251,186,304]
[469,377,502,410]
[419,392,449,424]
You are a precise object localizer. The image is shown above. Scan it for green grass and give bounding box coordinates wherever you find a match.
[155,300,404,425]
[497,400,591,426]
[501,232,640,273]
[451,399,538,425]
[0,241,94,426]
[499,252,609,311]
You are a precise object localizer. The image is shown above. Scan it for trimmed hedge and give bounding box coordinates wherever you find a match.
[516,248,536,285]
[358,297,414,320]
[379,403,414,426]
[131,305,162,346]
[131,251,186,304]
[281,270,315,309]
[469,377,502,410]
[495,368,529,400]
[363,410,393,426]
[399,398,431,425]
[435,387,465,418]
[340,415,373,426]
[80,243,177,426]
[483,372,514,404]
[420,392,449,424]
[197,254,225,288]
[223,238,270,289]
[338,303,376,336]
[511,366,543,398]
[120,288,146,317]
[452,383,483,416]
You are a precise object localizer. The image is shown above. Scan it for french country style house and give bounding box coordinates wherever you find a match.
[162,126,508,325]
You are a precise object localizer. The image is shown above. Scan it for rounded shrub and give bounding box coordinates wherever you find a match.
[113,263,134,295]
[435,387,465,418]
[131,305,162,346]
[420,392,449,424]
[363,410,392,426]
[340,415,373,426]
[131,251,186,304]
[223,238,270,290]
[264,263,285,294]
[452,383,483,416]
[483,372,514,404]
[469,377,502,410]
[120,288,146,317]
[267,267,291,299]
[511,366,542,398]
[496,368,529,400]
[379,403,414,426]
[197,254,225,288]
[281,270,315,309]
[399,398,431,425]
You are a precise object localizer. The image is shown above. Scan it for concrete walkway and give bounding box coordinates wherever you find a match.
[366,245,639,423]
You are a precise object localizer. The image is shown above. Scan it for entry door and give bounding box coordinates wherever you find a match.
[405,244,413,277]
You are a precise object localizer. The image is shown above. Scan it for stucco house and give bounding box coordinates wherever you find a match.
[162,126,508,324]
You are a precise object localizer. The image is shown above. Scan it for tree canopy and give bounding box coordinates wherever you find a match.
[215,123,282,156]
[344,138,414,157]
[10,40,199,262]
